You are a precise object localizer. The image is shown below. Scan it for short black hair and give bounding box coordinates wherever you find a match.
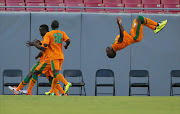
[107,52,116,58]
[39,24,49,32]
[51,20,59,29]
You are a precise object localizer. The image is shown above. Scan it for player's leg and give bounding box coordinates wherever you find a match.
[26,61,48,95]
[50,60,71,94]
[9,61,40,95]
[138,16,167,33]
[47,71,65,95]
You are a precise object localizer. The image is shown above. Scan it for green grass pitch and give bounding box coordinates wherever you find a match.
[0,96,180,114]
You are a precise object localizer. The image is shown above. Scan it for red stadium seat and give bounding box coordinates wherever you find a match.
[46,3,65,12]
[45,0,63,3]
[6,0,24,3]
[0,2,5,11]
[164,4,180,14]
[104,3,124,13]
[103,0,121,4]
[66,3,84,12]
[142,0,160,4]
[0,0,5,2]
[6,2,25,11]
[26,0,44,3]
[161,0,179,4]
[85,3,104,13]
[84,0,102,4]
[122,0,141,4]
[125,4,143,13]
[26,3,45,12]
[64,0,83,3]
[144,4,163,14]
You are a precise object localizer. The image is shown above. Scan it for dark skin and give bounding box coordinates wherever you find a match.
[106,16,124,58]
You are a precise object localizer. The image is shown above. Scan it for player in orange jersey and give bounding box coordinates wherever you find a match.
[106,16,167,58]
[41,20,72,95]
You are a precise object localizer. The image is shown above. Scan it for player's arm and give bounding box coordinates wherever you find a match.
[117,16,124,43]
[63,32,70,49]
[35,51,43,60]
[26,40,46,51]
[64,39,70,49]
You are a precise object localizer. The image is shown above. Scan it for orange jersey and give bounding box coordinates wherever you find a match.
[111,31,134,52]
[130,19,144,42]
[39,38,51,63]
[43,30,69,60]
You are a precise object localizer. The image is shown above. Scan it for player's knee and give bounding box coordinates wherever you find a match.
[33,70,41,75]
[53,70,59,77]
[27,72,33,78]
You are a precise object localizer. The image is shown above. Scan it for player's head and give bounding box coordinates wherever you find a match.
[136,16,144,24]
[39,24,49,36]
[106,47,116,58]
[51,20,59,29]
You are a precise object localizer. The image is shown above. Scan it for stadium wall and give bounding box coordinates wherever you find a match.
[0,12,179,96]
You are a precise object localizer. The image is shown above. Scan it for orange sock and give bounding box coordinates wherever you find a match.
[17,76,31,91]
[27,78,36,94]
[56,82,64,94]
[54,88,60,96]
[145,24,156,30]
[56,73,68,86]
[17,81,27,91]
[145,18,158,26]
[50,77,58,93]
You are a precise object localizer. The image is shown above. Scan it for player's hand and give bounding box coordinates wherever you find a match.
[33,39,41,45]
[26,41,34,47]
[116,16,122,25]
[64,45,68,49]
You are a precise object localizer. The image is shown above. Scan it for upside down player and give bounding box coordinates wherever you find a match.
[9,25,64,96]
[106,16,167,58]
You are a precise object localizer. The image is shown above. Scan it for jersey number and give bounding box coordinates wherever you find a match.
[133,23,137,27]
[53,33,62,44]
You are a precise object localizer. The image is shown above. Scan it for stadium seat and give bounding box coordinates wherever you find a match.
[125,4,143,13]
[26,3,45,12]
[26,0,44,3]
[6,0,24,3]
[95,69,115,96]
[63,70,86,96]
[144,4,163,14]
[170,70,180,96]
[129,70,150,96]
[46,3,65,12]
[64,0,83,3]
[0,2,5,11]
[161,0,179,4]
[37,74,51,95]
[3,69,23,95]
[104,3,124,13]
[45,0,63,3]
[122,0,141,4]
[85,3,104,13]
[84,0,102,4]
[142,0,160,4]
[6,2,25,11]
[164,4,180,14]
[66,3,84,12]
[103,0,121,4]
[0,0,5,2]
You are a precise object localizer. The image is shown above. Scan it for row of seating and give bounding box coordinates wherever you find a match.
[1,0,180,4]
[0,3,180,13]
[3,69,180,96]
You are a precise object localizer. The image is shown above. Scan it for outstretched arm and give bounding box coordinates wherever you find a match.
[117,17,124,43]
[26,39,46,51]
[64,39,70,49]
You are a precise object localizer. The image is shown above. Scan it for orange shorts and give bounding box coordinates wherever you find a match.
[45,70,53,79]
[35,61,51,75]
[50,59,64,71]
[111,31,134,52]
